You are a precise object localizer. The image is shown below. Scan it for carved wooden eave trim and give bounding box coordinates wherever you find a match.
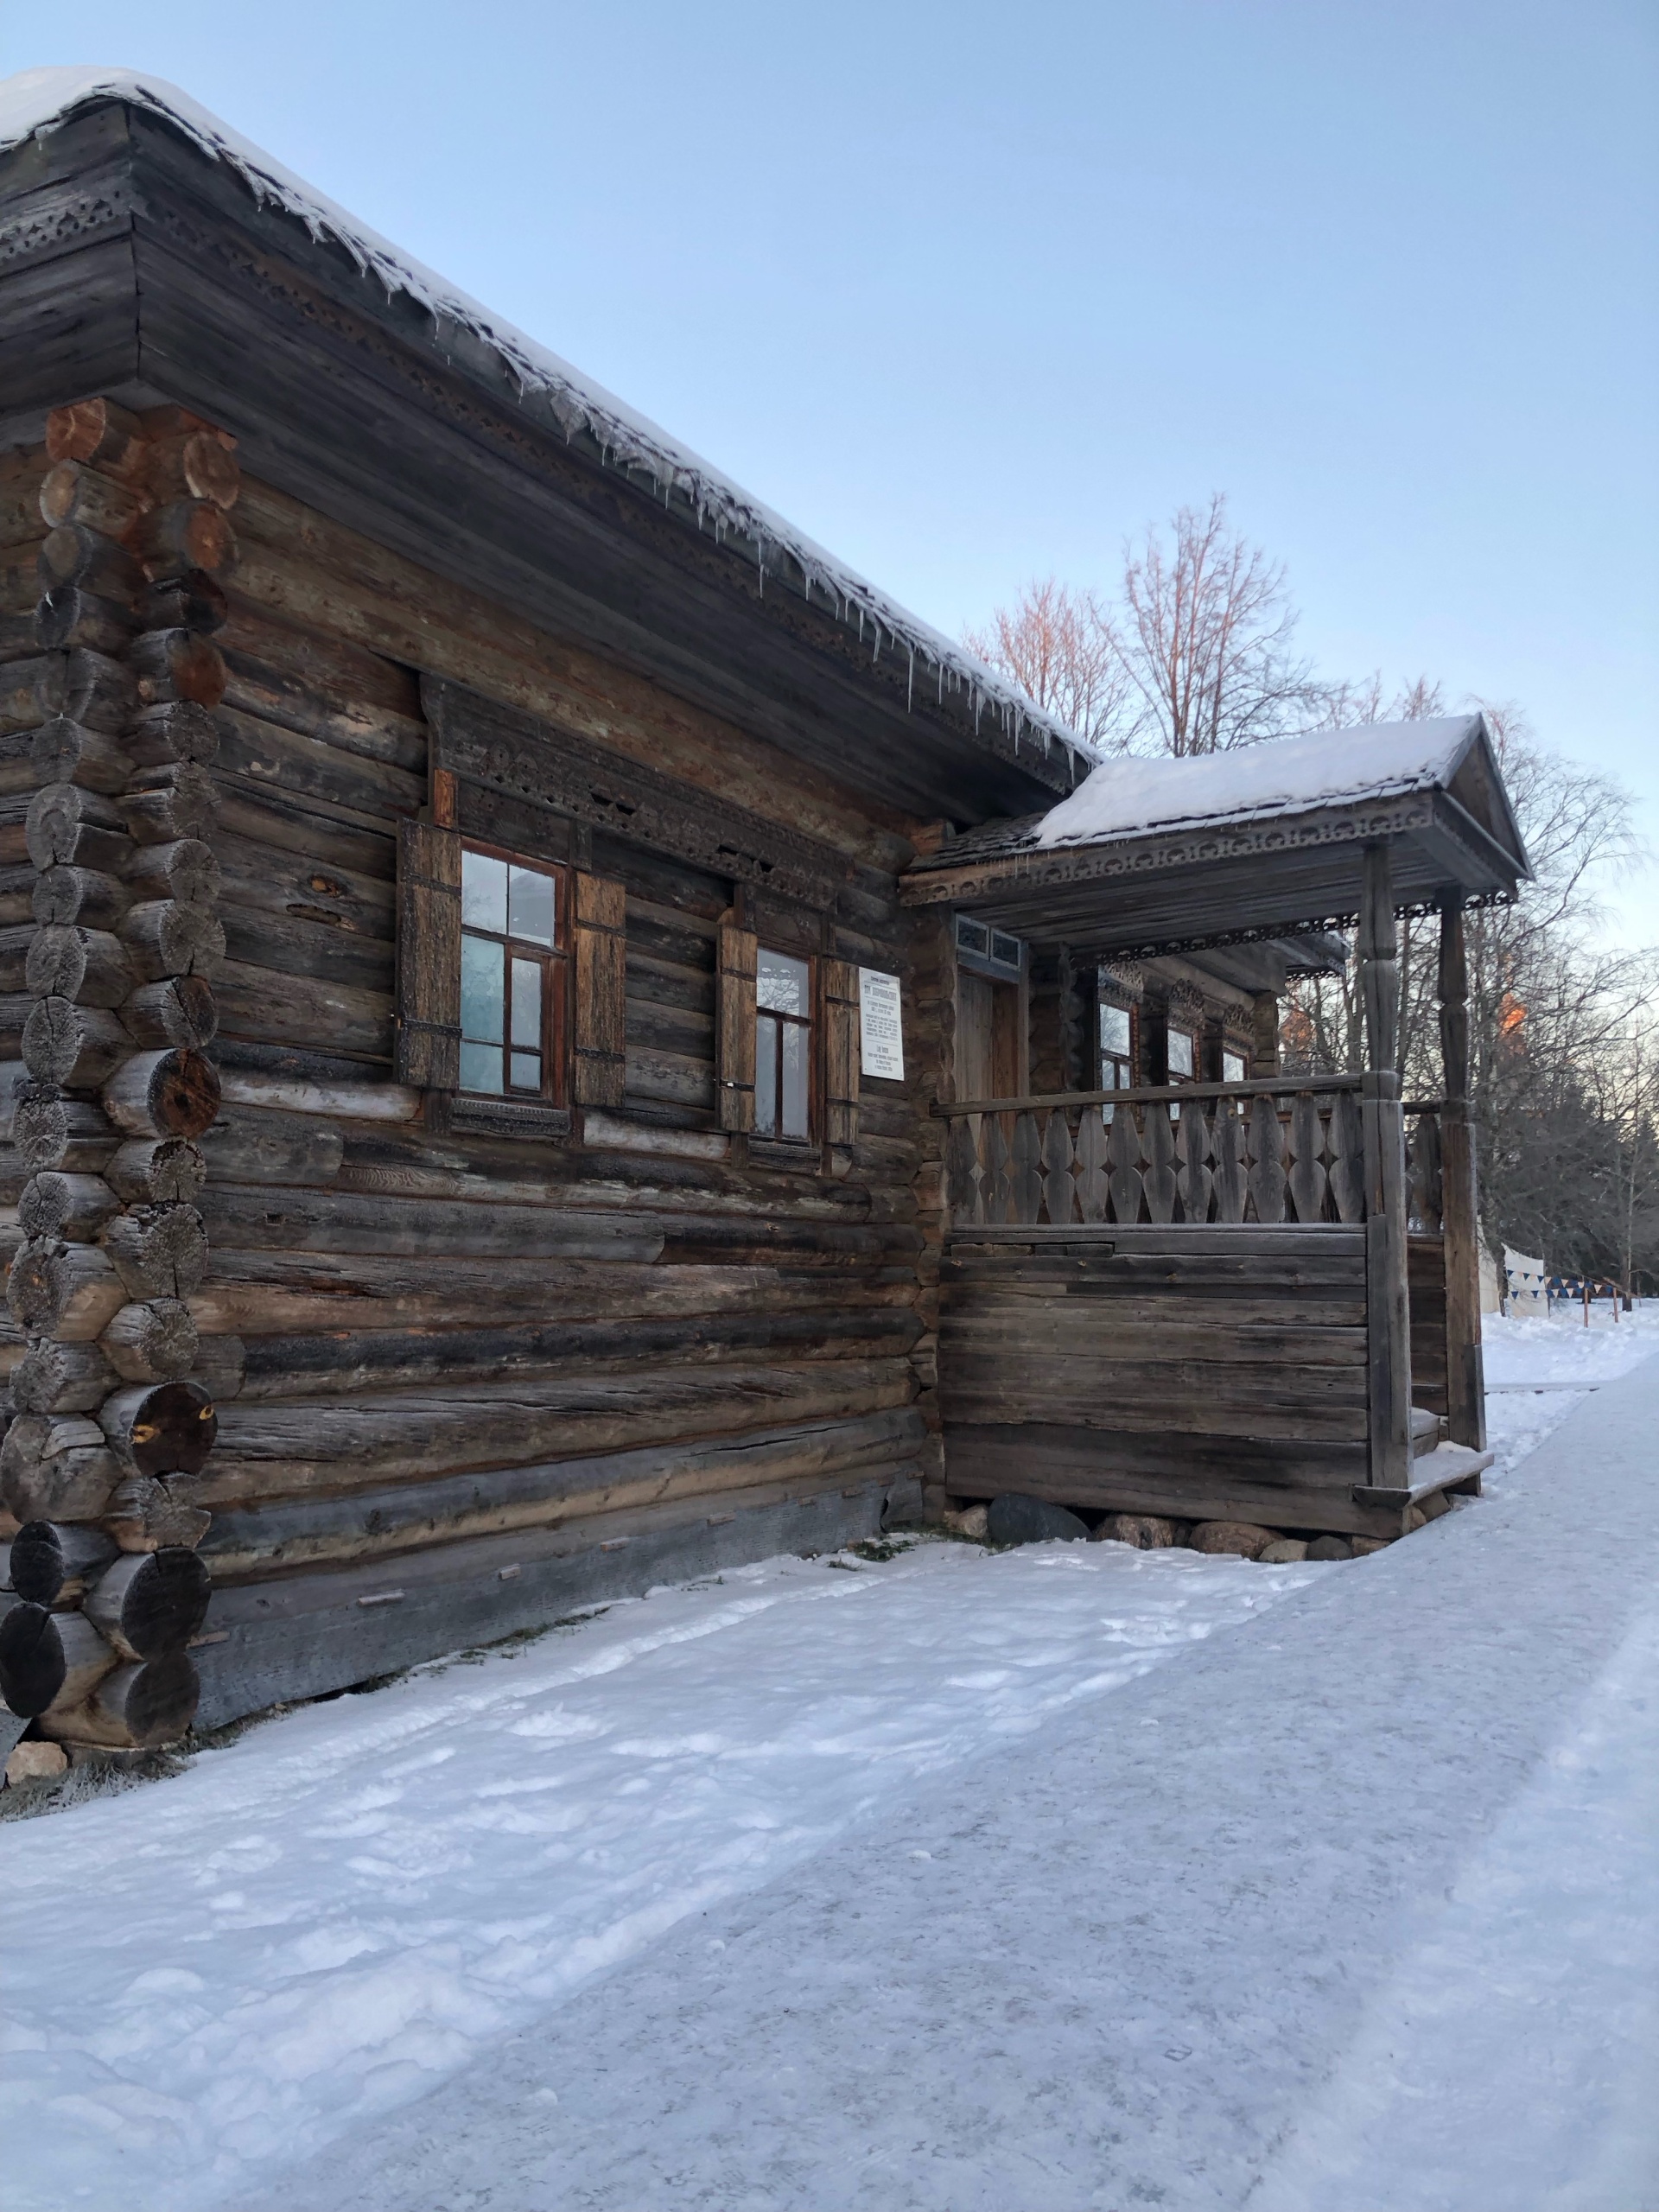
[0,167,138,277]
[423,676,848,909]
[899,796,1441,909]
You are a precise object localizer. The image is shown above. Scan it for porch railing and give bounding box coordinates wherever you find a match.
[937,1076,1382,1230]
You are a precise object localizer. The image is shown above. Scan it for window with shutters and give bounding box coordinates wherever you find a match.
[458,843,568,1103]
[755,948,812,1140]
[397,821,627,1138]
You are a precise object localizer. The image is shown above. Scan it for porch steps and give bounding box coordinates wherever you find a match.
[1409,1406,1443,1457]
[1354,1440,1493,1513]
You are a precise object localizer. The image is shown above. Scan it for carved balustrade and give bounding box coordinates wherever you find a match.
[939,1077,1394,1230]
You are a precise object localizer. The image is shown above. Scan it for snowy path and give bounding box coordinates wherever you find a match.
[1,1528,1323,2209]
[248,1322,1659,2212]
[4,1311,1654,2210]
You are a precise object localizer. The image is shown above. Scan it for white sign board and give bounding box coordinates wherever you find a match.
[858,969,905,1080]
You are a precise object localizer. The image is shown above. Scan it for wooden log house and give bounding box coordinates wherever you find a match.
[0,72,1525,1752]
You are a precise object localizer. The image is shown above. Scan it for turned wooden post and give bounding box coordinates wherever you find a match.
[1359,844,1412,1488]
[1438,894,1486,1447]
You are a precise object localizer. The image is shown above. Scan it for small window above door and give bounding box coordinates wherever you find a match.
[956,915,1023,981]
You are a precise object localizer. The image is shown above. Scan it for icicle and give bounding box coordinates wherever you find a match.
[906,646,914,711]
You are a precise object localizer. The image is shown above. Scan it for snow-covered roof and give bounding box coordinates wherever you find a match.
[0,66,1090,779]
[1033,716,1487,849]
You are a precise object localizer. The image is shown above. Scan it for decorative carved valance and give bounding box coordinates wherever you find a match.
[423,677,846,910]
[1096,959,1144,1002]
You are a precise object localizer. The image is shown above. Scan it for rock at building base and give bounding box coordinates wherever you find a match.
[942,1503,989,1541]
[1257,1537,1309,1563]
[5,1738,68,1785]
[1187,1520,1276,1559]
[1095,1513,1180,1549]
[1349,1535,1392,1557]
[987,1495,1090,1547]
[1418,1490,1451,1521]
[1306,1535,1354,1561]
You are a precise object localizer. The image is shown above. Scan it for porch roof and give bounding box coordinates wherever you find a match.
[902,715,1530,957]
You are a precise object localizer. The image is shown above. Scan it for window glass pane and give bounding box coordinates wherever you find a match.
[509,1051,542,1091]
[511,957,542,1048]
[990,931,1022,970]
[781,1018,809,1139]
[1223,1050,1247,1084]
[957,918,988,956]
[1100,1003,1131,1057]
[1102,1053,1131,1091]
[508,864,555,947]
[460,1041,503,1094]
[461,933,505,1043]
[461,849,508,934]
[757,949,810,1016]
[1167,1027,1195,1078]
[755,1012,779,1135]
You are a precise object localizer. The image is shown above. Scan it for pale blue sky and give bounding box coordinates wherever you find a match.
[7,3,1656,937]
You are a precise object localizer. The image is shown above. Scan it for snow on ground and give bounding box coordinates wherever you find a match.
[5,1309,1655,2211]
[1480,1303,1659,1497]
[0,1535,1321,2210]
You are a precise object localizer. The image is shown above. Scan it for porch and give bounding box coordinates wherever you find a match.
[903,717,1529,1541]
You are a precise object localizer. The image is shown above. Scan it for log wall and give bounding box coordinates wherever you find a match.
[3,406,938,1740]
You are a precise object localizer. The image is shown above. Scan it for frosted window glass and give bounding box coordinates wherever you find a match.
[461,849,508,933]
[757,949,810,1015]
[460,1041,502,1094]
[755,1013,779,1135]
[1167,1028,1195,1078]
[510,1051,541,1090]
[508,865,555,947]
[781,1019,809,1139]
[511,957,541,1048]
[1100,1003,1131,1056]
[1223,1050,1247,1084]
[461,934,504,1044]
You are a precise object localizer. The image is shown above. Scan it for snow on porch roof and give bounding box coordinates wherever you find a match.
[0,66,1092,779]
[1033,715,1496,850]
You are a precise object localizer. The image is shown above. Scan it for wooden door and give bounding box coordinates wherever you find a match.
[958,972,1020,1101]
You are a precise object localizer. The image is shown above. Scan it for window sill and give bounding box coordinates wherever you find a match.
[433,1093,574,1142]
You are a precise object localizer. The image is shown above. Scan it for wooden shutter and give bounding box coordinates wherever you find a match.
[821,957,861,1147]
[716,919,758,1133]
[396,821,461,1088]
[572,871,627,1107]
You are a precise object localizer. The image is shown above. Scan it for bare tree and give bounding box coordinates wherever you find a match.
[963,579,1132,754]
[969,495,1338,759]
[1114,496,1338,753]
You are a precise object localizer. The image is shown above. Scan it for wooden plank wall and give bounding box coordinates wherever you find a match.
[46,461,938,1722]
[1408,1231,1448,1418]
[938,1224,1386,1535]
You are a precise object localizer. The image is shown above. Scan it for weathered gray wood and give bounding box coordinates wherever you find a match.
[1040,1108,1075,1226]
[101,1295,200,1382]
[200,1357,916,1506]
[11,1337,119,1414]
[1247,1092,1287,1224]
[118,898,226,981]
[17,1169,120,1241]
[1360,843,1412,1491]
[200,1407,924,1577]
[1008,1109,1042,1224]
[39,1651,200,1747]
[1141,1103,1177,1224]
[1105,1106,1143,1224]
[24,925,134,1007]
[1436,896,1484,1448]
[119,976,219,1050]
[105,1135,207,1205]
[1287,1093,1328,1223]
[85,1548,213,1660]
[102,1204,209,1300]
[31,861,130,930]
[103,1472,213,1553]
[0,1605,118,1719]
[1074,1108,1109,1223]
[1211,1101,1246,1222]
[21,996,129,1085]
[8,1519,120,1604]
[5,1236,125,1338]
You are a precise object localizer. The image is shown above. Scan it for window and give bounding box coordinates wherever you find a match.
[459,844,567,1101]
[1099,1000,1135,1092]
[755,947,811,1139]
[1166,1024,1198,1084]
[1222,1048,1248,1084]
[956,915,1022,980]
